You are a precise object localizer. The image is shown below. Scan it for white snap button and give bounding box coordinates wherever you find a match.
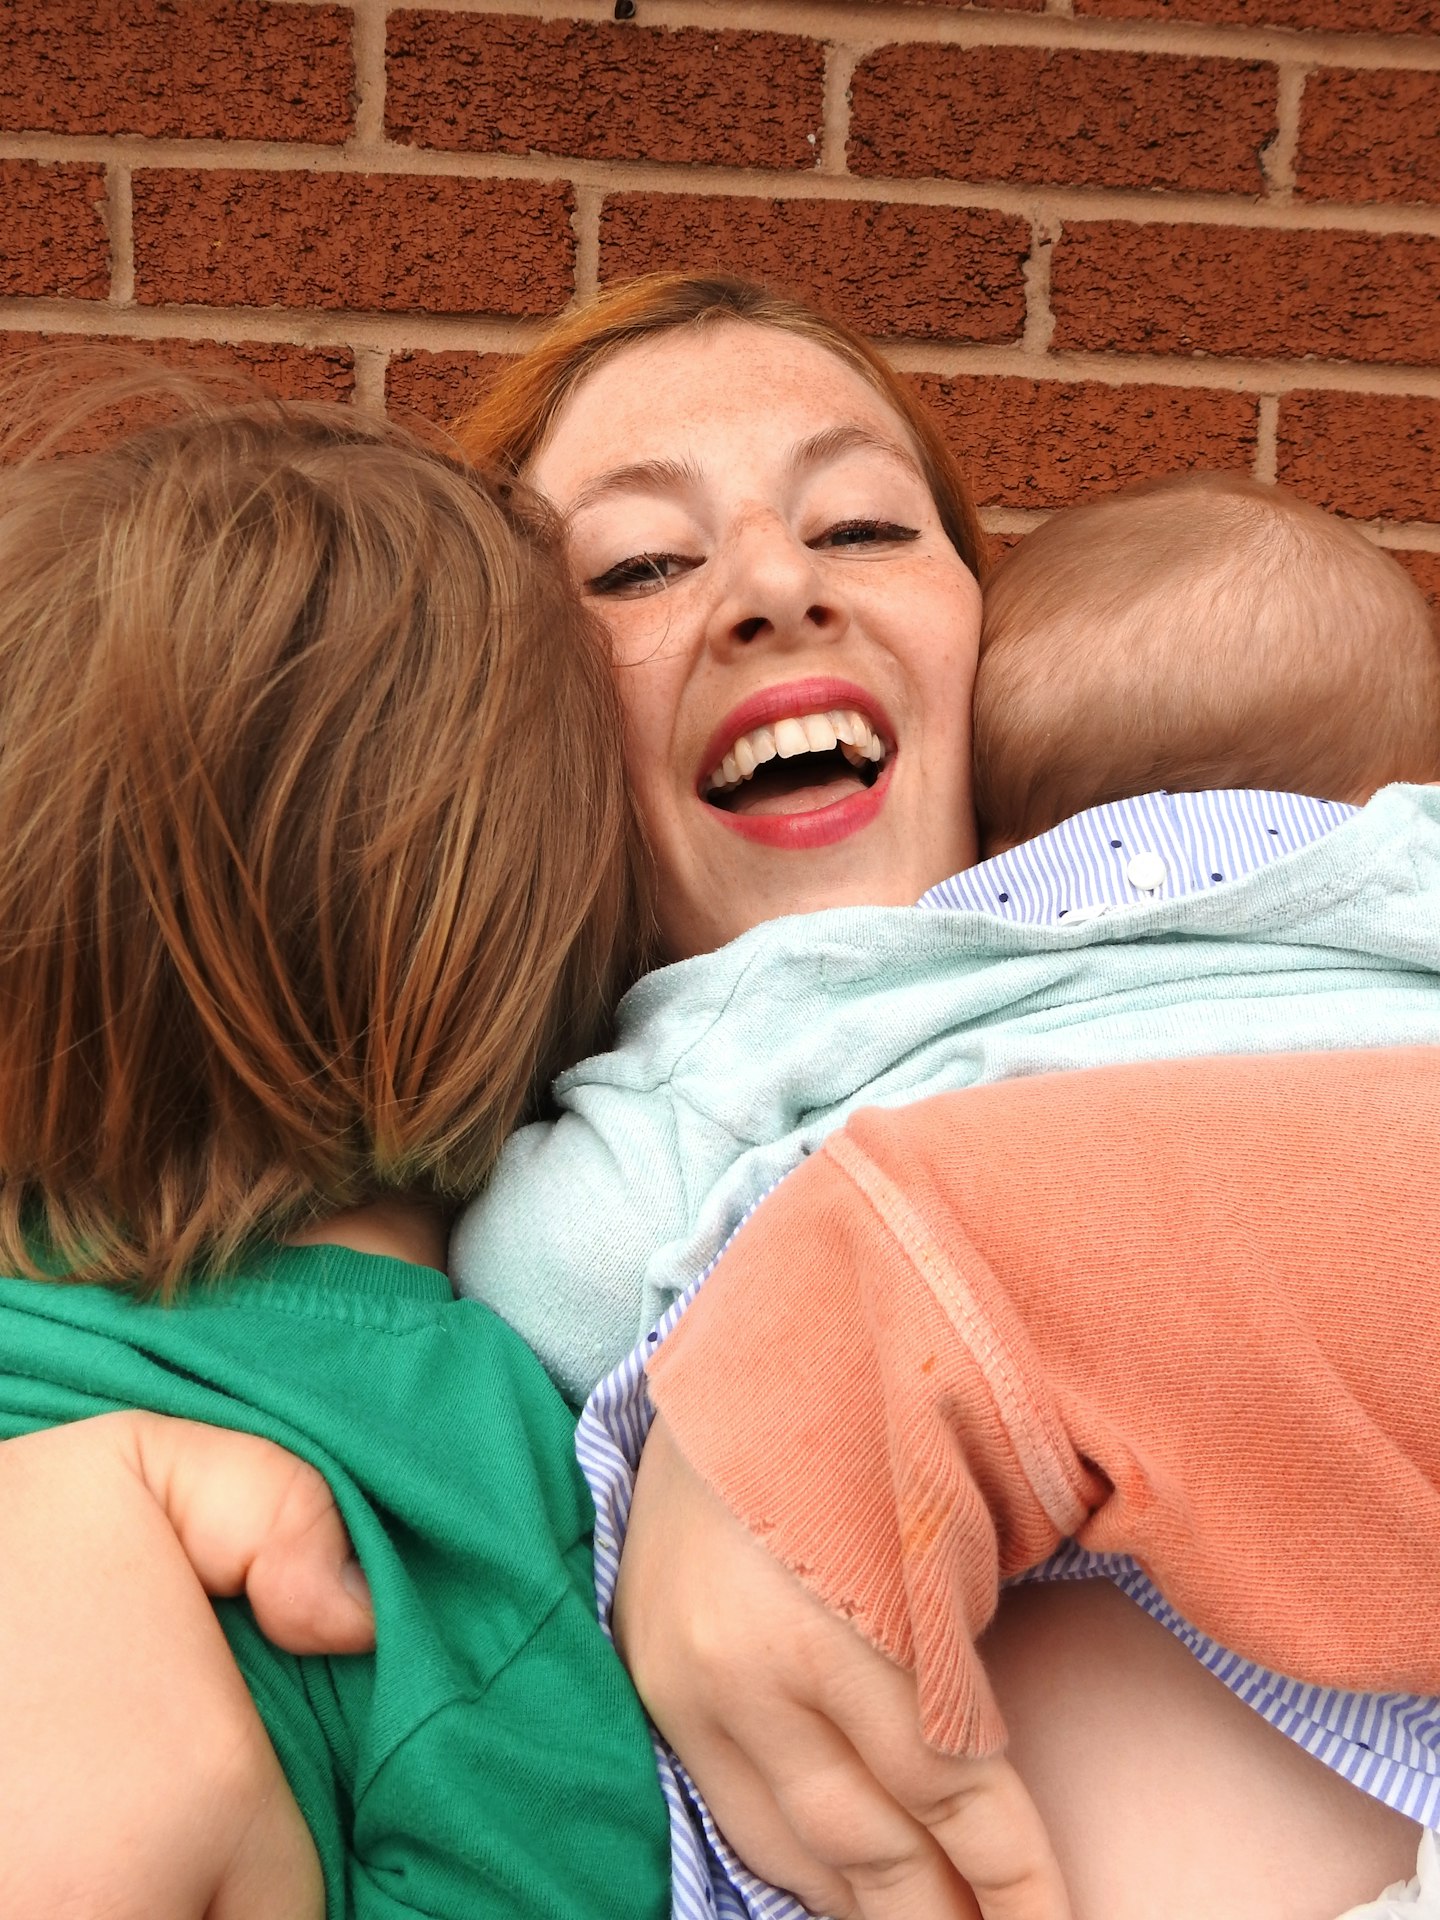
[1124,850,1168,893]
[1062,902,1111,925]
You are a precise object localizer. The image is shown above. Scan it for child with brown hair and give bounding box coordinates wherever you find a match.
[0,360,669,1920]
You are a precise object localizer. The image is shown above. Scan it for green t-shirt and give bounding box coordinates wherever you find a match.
[0,1247,670,1919]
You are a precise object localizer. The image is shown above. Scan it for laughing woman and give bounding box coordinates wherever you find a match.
[0,282,1432,1920]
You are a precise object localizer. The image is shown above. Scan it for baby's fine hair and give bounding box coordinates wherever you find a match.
[974,471,1440,851]
[0,355,639,1298]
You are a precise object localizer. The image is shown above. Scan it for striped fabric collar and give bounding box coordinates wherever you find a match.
[921,788,1356,925]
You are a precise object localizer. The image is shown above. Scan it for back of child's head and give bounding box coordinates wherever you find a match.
[0,355,640,1297]
[973,471,1440,851]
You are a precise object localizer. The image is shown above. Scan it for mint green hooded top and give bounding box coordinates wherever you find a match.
[453,784,1440,1404]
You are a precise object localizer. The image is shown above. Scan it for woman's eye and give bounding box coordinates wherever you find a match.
[585,552,696,596]
[811,519,921,551]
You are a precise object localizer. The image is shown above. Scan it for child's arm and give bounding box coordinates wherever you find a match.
[0,1413,371,1920]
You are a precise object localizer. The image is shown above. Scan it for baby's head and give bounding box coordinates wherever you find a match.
[974,472,1440,854]
[0,357,637,1295]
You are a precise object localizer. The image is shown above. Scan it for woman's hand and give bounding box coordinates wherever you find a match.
[0,1413,373,1920]
[613,1417,1072,1920]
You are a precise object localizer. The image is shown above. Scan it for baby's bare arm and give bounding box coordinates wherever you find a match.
[986,1581,1420,1920]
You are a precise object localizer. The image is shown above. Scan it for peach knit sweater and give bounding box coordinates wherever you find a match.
[646,1047,1440,1758]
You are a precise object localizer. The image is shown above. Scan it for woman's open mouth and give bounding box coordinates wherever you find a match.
[697,683,896,850]
[703,708,888,818]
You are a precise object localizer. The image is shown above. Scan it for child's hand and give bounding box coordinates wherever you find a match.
[615,1417,1072,1920]
[119,1407,376,1653]
[0,1413,370,1919]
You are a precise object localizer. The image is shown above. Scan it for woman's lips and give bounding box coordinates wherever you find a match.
[696,676,895,849]
[711,757,894,849]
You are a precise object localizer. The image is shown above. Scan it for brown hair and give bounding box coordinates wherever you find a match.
[974,471,1440,850]
[452,272,990,582]
[0,355,637,1298]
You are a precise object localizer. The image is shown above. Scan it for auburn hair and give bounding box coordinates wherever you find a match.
[452,272,991,582]
[0,355,638,1298]
[975,471,1440,849]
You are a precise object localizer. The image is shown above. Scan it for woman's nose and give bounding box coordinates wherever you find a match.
[707,516,848,654]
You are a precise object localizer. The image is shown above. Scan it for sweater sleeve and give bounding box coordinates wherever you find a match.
[648,1047,1440,1757]
[645,1123,1101,1757]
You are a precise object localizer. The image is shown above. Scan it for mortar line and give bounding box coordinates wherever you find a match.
[9,136,1440,237]
[877,341,1440,400]
[980,504,1440,549]
[350,0,389,153]
[1021,215,1059,357]
[820,42,856,177]
[105,165,135,305]
[7,297,1440,404]
[365,0,1440,70]
[572,183,602,302]
[1253,394,1280,483]
[349,344,389,412]
[1264,63,1308,201]
[982,507,1051,534]
[1370,522,1440,551]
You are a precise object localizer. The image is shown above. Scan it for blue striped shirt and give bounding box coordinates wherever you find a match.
[579,790,1439,1920]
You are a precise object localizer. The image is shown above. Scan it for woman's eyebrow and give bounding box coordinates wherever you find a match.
[565,455,703,517]
[789,424,924,481]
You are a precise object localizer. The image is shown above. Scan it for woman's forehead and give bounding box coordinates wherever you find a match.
[532,322,914,499]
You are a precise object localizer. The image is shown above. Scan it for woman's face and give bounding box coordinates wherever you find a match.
[531,322,982,960]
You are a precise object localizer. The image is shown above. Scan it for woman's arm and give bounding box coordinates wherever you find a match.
[616,1438,1419,1920]
[615,1417,1071,1920]
[0,1413,372,1920]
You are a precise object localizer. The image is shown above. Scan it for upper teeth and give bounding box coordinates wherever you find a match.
[705,709,886,795]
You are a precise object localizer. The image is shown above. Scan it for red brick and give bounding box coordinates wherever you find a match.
[0,332,353,402]
[132,172,574,317]
[1276,390,1440,524]
[387,15,823,170]
[911,374,1258,511]
[851,46,1274,194]
[384,349,515,427]
[600,195,1029,344]
[0,1,351,141]
[1074,0,1437,29]
[1298,71,1440,206]
[1394,549,1440,609]
[0,161,109,299]
[1051,223,1440,366]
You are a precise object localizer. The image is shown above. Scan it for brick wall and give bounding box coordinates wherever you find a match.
[3,0,1438,598]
